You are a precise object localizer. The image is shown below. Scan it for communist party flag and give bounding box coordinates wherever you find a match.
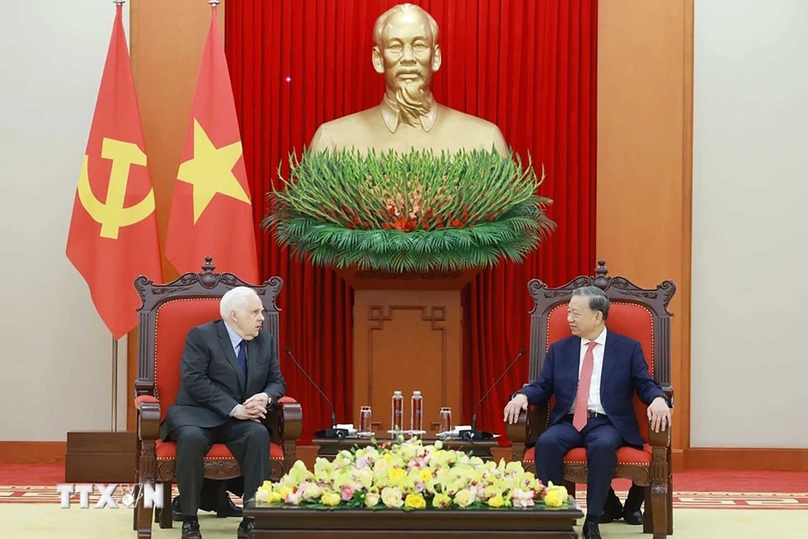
[66,2,162,340]
[164,3,259,283]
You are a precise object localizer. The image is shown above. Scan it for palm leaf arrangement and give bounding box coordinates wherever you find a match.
[262,148,555,273]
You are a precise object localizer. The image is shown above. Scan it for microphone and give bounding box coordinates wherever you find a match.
[285,347,348,440]
[463,349,525,441]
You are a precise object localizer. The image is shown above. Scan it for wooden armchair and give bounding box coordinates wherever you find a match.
[506,260,674,539]
[131,258,302,538]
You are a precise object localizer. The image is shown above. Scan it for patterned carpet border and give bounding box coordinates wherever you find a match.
[2,486,807,510]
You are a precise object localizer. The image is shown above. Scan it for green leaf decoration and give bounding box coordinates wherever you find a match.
[262,148,555,272]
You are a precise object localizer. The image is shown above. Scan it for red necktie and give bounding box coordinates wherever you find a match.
[572,341,598,431]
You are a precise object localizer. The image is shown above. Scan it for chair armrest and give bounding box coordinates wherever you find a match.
[135,397,161,442]
[134,395,159,409]
[277,397,303,441]
[506,409,530,444]
[647,387,673,447]
[263,396,303,444]
[507,404,545,463]
[506,403,547,445]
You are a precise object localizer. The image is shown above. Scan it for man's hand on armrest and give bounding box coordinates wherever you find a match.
[647,396,671,433]
[503,393,529,425]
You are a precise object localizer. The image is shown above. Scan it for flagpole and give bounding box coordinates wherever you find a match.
[111,336,118,431]
[110,0,124,433]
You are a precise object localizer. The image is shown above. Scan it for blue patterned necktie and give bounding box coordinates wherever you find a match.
[237,340,248,380]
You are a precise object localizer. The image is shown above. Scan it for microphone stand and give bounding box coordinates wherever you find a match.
[285,348,348,439]
[461,349,525,441]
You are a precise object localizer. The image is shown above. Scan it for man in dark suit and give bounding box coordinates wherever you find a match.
[504,286,671,539]
[160,286,287,539]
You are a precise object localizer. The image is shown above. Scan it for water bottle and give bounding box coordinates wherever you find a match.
[391,391,404,431]
[410,391,423,433]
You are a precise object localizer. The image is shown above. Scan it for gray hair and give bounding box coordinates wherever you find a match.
[572,286,610,321]
[373,3,439,48]
[220,286,260,320]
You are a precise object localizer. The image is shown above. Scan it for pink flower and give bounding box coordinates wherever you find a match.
[284,491,302,505]
[340,485,355,501]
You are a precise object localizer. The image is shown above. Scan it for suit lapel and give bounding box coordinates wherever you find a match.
[217,321,246,393]
[569,337,583,379]
[600,331,616,394]
[245,336,262,393]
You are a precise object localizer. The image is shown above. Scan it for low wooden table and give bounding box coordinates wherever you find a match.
[244,503,584,538]
[312,431,499,461]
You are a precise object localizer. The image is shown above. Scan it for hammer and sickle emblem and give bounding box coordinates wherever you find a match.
[78,137,155,239]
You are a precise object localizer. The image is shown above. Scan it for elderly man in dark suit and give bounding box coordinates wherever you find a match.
[504,286,671,539]
[160,286,287,539]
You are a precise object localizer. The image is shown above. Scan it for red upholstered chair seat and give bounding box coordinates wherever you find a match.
[521,444,653,466]
[155,440,284,461]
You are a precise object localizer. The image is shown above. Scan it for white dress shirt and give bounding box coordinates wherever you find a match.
[568,328,608,415]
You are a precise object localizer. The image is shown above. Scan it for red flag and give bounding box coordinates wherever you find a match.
[66,3,162,340]
[164,4,259,283]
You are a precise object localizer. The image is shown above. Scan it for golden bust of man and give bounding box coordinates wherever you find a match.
[309,3,508,155]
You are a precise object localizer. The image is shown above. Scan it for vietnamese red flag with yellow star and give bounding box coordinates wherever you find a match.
[65,2,162,340]
[164,4,259,283]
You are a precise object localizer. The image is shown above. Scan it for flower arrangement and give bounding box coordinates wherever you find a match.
[262,148,555,272]
[255,438,569,511]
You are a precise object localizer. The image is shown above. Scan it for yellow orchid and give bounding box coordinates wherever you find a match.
[255,436,552,512]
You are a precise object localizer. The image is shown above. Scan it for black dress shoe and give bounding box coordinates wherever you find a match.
[174,494,243,520]
[181,520,202,539]
[582,520,602,539]
[622,483,644,525]
[237,518,255,539]
[203,496,243,518]
[598,489,623,524]
[623,509,644,525]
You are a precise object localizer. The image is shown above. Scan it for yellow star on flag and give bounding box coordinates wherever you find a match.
[177,118,250,223]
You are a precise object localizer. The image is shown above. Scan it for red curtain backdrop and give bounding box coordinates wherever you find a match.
[225,0,596,440]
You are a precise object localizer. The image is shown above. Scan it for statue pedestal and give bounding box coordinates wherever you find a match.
[336,268,481,432]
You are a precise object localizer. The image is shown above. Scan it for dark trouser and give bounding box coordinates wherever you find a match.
[534,414,636,517]
[198,477,245,508]
[168,420,270,517]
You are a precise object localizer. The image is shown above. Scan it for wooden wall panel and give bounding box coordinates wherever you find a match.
[596,0,694,468]
[353,291,463,433]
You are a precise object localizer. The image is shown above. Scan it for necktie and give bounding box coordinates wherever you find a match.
[572,341,598,431]
[237,340,248,380]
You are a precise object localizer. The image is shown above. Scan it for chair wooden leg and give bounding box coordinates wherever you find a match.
[158,482,173,529]
[132,484,140,531]
[134,483,154,539]
[650,447,669,539]
[650,484,667,539]
[643,484,653,534]
[667,470,674,535]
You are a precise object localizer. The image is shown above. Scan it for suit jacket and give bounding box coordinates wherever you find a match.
[517,331,665,447]
[160,320,287,440]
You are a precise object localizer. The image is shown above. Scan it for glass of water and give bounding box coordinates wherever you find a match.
[359,406,372,435]
[439,407,452,434]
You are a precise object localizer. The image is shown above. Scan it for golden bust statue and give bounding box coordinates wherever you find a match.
[309,3,508,155]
